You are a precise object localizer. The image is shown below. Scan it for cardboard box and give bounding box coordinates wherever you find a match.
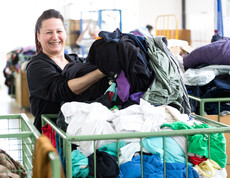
[16,72,30,108]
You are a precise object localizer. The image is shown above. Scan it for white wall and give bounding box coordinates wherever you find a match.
[138,0,182,29]
[186,0,215,48]
[138,0,217,48]
[0,0,219,53]
[0,0,63,53]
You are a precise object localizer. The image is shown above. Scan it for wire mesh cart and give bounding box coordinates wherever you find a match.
[42,113,230,178]
[0,114,61,178]
[188,95,230,121]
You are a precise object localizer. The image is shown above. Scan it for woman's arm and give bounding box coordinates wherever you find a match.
[67,69,105,95]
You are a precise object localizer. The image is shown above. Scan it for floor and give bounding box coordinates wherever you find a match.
[0,85,34,122]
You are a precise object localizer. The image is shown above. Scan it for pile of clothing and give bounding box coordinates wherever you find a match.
[83,28,190,114]
[183,34,230,114]
[46,99,227,178]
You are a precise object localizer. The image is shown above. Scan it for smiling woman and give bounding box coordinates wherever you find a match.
[37,18,66,54]
[37,18,68,69]
[26,9,107,132]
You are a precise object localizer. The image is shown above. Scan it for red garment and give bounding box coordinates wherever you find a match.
[189,156,207,165]
[108,91,115,101]
[41,124,56,148]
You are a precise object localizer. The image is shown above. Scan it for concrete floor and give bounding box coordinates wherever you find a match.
[0,85,34,122]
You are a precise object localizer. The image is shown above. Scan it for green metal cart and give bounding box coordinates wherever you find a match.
[188,95,230,122]
[0,114,61,178]
[41,113,230,178]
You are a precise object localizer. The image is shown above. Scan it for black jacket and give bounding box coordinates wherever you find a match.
[26,51,109,132]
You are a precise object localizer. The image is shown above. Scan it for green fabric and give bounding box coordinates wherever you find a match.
[161,121,193,130]
[142,37,185,113]
[110,105,119,111]
[98,141,127,157]
[71,150,89,178]
[161,122,227,168]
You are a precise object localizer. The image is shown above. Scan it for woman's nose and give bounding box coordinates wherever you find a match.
[52,32,58,39]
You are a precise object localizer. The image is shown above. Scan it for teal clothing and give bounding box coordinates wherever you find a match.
[142,137,192,166]
[142,36,191,115]
[161,121,227,168]
[105,82,117,101]
[71,150,89,178]
[98,141,127,157]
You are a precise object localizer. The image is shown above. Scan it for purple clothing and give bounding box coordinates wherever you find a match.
[116,70,130,102]
[183,38,230,68]
[130,92,144,103]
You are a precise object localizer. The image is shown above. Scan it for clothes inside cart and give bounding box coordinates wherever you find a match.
[0,149,27,178]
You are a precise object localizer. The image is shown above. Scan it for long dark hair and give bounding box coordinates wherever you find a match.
[35,9,64,53]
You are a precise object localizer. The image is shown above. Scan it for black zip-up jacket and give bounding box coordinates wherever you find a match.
[26,51,109,132]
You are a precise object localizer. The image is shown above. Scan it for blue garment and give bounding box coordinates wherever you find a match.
[55,133,66,174]
[125,33,148,57]
[186,74,230,114]
[214,75,230,90]
[118,154,199,178]
[99,28,122,43]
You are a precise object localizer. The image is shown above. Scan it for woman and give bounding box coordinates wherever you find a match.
[26,9,106,132]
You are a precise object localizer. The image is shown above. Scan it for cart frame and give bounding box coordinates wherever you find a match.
[42,113,230,178]
[0,114,61,178]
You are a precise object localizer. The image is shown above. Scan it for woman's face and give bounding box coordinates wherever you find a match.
[37,18,66,56]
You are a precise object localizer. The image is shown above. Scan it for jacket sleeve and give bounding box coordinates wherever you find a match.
[26,58,77,103]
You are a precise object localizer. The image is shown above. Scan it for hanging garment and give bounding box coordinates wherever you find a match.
[32,134,65,178]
